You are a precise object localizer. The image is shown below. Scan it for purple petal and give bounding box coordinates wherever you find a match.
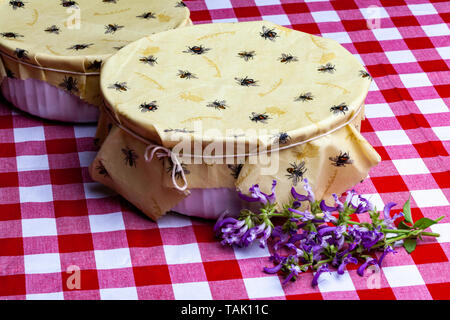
[383,202,397,219]
[320,200,336,213]
[237,192,260,203]
[311,264,329,287]
[263,263,283,274]
[357,258,377,276]
[291,187,308,202]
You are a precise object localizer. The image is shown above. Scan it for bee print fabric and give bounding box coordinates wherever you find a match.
[0,0,191,107]
[91,21,380,220]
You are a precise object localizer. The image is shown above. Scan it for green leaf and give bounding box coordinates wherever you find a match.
[398,220,411,230]
[403,198,413,224]
[404,238,417,254]
[413,217,437,230]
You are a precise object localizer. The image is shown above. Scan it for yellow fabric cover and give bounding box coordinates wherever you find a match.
[0,0,191,106]
[91,21,381,220]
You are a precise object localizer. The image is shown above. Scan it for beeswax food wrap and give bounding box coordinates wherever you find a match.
[91,21,381,221]
[0,0,191,120]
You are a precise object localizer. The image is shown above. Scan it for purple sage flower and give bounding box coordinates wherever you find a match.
[349,194,374,214]
[312,263,330,287]
[214,215,249,247]
[288,208,315,222]
[336,254,358,275]
[291,178,314,205]
[238,180,277,205]
[382,202,403,229]
[357,257,378,276]
[377,246,396,267]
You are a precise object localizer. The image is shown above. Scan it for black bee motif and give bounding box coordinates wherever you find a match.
[6,69,15,78]
[1,32,23,39]
[139,55,157,66]
[67,43,93,51]
[250,112,270,123]
[61,0,78,8]
[59,76,79,93]
[175,1,187,7]
[286,161,307,186]
[206,100,227,110]
[166,159,190,180]
[260,26,278,41]
[279,53,298,64]
[45,25,61,34]
[330,103,348,115]
[235,76,258,87]
[87,60,102,71]
[137,12,156,19]
[14,48,28,60]
[294,92,314,102]
[359,70,372,80]
[183,45,210,55]
[108,82,128,92]
[113,45,125,51]
[273,132,291,145]
[178,70,197,79]
[96,161,109,177]
[105,24,124,34]
[329,152,353,167]
[103,0,118,3]
[122,147,138,167]
[228,164,243,179]
[9,1,25,10]
[139,101,158,112]
[318,63,336,73]
[238,51,255,61]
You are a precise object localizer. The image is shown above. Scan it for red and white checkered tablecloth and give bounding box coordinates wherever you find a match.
[0,0,449,300]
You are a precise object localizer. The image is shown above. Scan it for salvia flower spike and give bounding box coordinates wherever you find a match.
[214,179,443,287]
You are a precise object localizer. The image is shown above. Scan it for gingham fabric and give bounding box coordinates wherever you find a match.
[0,0,449,300]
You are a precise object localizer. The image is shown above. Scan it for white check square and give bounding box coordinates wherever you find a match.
[385,50,416,64]
[244,276,285,299]
[78,151,97,168]
[436,47,450,60]
[204,0,232,10]
[24,253,61,274]
[360,6,389,20]
[383,265,425,287]
[432,126,450,141]
[415,99,448,114]
[411,189,449,208]
[94,248,132,270]
[212,18,238,23]
[255,0,280,5]
[399,73,432,88]
[317,270,356,292]
[100,287,138,300]
[173,282,212,300]
[364,103,395,118]
[16,155,49,172]
[322,32,352,44]
[392,158,430,175]
[22,218,58,237]
[89,212,126,233]
[27,292,64,300]
[376,130,411,146]
[262,14,291,26]
[408,3,438,16]
[74,125,97,138]
[372,28,403,41]
[164,243,202,264]
[422,24,450,37]
[234,241,271,260]
[19,185,53,203]
[430,223,450,243]
[311,11,341,23]
[157,212,192,228]
[14,126,45,143]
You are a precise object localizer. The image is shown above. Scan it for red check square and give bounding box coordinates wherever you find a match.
[133,265,172,286]
[204,260,242,281]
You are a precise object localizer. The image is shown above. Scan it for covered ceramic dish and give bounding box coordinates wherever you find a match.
[0,0,191,122]
[90,21,380,220]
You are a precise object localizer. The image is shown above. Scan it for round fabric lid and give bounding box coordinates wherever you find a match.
[0,0,190,73]
[101,21,371,150]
